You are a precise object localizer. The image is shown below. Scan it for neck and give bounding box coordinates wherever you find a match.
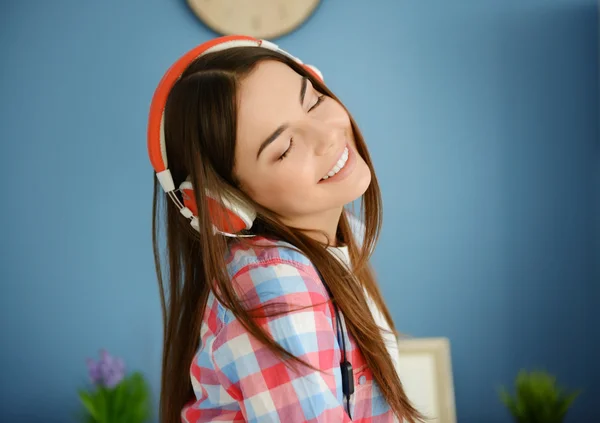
[281,207,344,246]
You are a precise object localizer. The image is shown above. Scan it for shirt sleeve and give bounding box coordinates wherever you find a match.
[210,260,353,423]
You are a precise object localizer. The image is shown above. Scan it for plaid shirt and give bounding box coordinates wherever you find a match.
[182,237,398,422]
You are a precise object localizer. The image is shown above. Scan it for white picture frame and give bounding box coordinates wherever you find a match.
[396,337,457,423]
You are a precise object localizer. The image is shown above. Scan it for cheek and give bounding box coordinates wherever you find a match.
[239,167,315,213]
[326,99,352,128]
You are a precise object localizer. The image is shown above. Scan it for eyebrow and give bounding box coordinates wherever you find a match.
[299,76,308,105]
[256,77,308,160]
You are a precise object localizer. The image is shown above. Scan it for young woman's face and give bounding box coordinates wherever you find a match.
[234,60,371,229]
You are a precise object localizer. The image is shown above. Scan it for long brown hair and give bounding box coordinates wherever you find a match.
[151,46,422,422]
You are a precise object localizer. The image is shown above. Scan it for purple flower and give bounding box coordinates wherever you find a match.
[86,357,102,385]
[86,349,125,388]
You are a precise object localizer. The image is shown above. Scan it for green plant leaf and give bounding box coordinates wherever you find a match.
[108,373,151,423]
[78,390,100,422]
[558,390,581,420]
[499,388,516,415]
[498,370,581,423]
[112,379,128,421]
[96,387,109,423]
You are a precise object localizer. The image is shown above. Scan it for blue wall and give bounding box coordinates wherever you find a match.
[596,1,600,413]
[1,1,597,422]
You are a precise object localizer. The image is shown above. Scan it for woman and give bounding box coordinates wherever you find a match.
[147,35,422,423]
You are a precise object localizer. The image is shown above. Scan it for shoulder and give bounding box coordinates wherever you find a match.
[225,237,313,274]
[224,237,329,307]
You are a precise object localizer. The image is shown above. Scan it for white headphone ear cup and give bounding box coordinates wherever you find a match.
[234,201,257,230]
[179,179,197,215]
[205,191,256,233]
[179,177,256,233]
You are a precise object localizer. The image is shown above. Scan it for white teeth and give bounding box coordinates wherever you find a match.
[321,147,349,180]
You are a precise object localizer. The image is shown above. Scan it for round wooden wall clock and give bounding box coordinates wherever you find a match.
[186,0,321,39]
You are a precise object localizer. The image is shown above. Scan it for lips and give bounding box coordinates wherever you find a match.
[321,145,350,180]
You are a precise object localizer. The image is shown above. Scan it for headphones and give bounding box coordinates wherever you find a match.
[146,35,354,416]
[147,35,324,236]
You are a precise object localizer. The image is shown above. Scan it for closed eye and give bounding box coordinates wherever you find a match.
[309,94,325,112]
[278,138,294,161]
[277,95,326,161]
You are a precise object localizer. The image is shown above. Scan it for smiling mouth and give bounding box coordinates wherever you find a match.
[320,146,349,181]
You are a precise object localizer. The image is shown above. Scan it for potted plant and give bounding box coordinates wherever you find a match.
[78,349,151,423]
[498,370,580,423]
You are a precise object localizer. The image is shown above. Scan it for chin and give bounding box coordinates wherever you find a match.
[336,163,372,206]
[352,163,373,197]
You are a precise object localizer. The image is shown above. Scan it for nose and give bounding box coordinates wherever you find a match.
[303,119,345,156]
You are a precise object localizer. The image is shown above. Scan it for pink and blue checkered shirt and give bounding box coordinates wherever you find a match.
[182,237,398,422]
